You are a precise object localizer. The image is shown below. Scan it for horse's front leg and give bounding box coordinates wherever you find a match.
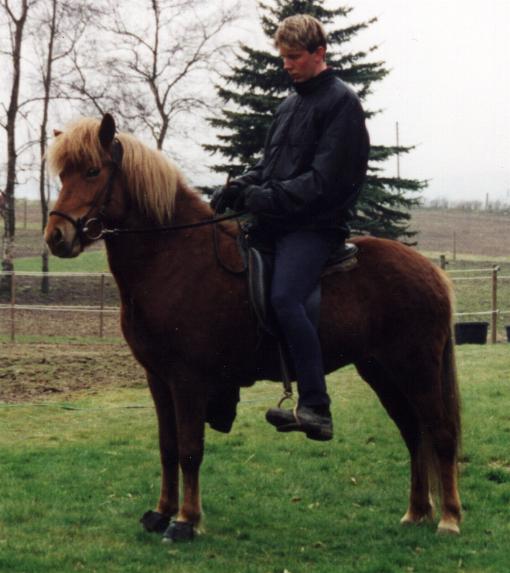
[140,371,179,534]
[163,371,207,542]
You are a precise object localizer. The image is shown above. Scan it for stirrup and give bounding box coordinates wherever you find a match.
[277,388,294,408]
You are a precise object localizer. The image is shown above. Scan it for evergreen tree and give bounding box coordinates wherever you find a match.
[205,0,425,241]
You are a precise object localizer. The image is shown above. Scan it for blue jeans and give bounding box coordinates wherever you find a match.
[270,230,334,409]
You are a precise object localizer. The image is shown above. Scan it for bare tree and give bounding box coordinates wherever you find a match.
[1,0,31,285]
[70,0,238,151]
[30,0,102,292]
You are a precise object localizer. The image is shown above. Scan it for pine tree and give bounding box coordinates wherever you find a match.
[204,0,425,241]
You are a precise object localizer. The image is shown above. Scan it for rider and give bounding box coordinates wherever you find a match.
[212,14,370,441]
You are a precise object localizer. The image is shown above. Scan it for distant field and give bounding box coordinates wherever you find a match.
[10,201,510,259]
[410,208,510,258]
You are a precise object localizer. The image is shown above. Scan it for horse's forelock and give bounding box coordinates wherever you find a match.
[47,118,106,176]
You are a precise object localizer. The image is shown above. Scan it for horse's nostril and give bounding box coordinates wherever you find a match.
[53,227,63,244]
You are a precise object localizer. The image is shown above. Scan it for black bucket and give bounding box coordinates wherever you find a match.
[454,322,489,345]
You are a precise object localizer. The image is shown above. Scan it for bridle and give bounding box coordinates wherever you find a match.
[49,138,124,243]
[48,137,248,273]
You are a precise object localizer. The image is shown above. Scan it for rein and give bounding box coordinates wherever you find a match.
[84,210,249,240]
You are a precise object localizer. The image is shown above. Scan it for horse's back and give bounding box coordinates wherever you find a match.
[320,236,452,370]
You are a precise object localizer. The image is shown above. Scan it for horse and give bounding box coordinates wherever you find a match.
[44,113,462,540]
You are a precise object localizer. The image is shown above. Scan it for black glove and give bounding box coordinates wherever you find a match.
[210,180,246,214]
[235,185,276,213]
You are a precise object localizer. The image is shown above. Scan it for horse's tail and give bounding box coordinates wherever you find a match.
[421,327,461,499]
[441,331,461,457]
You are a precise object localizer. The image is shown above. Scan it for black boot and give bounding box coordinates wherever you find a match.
[265,405,333,441]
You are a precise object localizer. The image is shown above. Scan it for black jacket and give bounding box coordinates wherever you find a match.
[239,68,370,235]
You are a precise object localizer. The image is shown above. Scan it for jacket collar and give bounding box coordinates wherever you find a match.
[293,67,336,96]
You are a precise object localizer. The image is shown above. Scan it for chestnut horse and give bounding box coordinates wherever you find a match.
[44,114,462,540]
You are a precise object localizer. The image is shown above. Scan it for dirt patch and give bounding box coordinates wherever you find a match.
[0,343,146,403]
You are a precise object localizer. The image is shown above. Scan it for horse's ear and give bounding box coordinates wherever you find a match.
[98,113,116,150]
[53,129,62,137]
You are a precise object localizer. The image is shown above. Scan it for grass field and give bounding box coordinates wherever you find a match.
[13,250,109,273]
[1,345,509,573]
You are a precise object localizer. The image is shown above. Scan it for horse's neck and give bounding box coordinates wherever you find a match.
[104,185,239,296]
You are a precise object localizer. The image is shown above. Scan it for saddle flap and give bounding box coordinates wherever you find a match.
[248,247,275,335]
[247,246,321,337]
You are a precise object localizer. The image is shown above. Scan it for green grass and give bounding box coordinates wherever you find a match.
[1,347,509,572]
[13,250,109,273]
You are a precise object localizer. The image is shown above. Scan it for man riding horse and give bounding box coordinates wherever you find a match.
[212,14,370,441]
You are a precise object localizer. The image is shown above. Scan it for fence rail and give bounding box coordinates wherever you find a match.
[1,265,510,343]
[0,271,120,342]
[442,262,509,343]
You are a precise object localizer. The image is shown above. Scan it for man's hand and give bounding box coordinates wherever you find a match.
[234,185,275,213]
[210,180,246,214]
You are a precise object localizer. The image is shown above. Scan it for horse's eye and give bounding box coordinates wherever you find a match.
[86,167,101,178]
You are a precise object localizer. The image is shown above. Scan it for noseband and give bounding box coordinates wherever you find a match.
[49,138,124,242]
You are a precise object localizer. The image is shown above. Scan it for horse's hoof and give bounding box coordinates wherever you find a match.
[162,520,195,542]
[437,519,460,535]
[140,510,171,533]
[400,511,433,526]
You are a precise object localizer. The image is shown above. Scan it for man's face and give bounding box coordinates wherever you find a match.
[279,45,326,83]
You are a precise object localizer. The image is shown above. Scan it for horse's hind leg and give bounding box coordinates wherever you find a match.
[356,359,434,525]
[141,371,179,533]
[385,342,461,535]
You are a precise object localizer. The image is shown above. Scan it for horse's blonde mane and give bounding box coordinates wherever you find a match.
[47,118,182,223]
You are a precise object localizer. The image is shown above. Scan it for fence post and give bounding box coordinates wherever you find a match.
[491,265,500,344]
[10,271,16,343]
[99,273,105,338]
[440,255,448,270]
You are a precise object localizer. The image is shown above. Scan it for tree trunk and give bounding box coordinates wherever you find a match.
[39,0,58,294]
[1,0,29,294]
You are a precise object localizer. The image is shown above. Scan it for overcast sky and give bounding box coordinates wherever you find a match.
[319,0,510,203]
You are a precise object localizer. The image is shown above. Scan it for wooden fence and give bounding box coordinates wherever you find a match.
[0,271,120,342]
[442,262,510,344]
[1,266,510,343]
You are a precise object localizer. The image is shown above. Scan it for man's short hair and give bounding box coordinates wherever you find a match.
[274,14,327,53]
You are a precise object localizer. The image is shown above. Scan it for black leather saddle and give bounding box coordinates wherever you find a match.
[246,241,358,336]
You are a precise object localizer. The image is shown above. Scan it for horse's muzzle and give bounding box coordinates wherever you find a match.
[45,220,82,258]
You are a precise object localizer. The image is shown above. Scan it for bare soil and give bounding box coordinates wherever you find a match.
[0,343,146,403]
[410,208,510,256]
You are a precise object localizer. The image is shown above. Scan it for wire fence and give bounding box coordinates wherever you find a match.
[445,263,510,343]
[1,264,510,344]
